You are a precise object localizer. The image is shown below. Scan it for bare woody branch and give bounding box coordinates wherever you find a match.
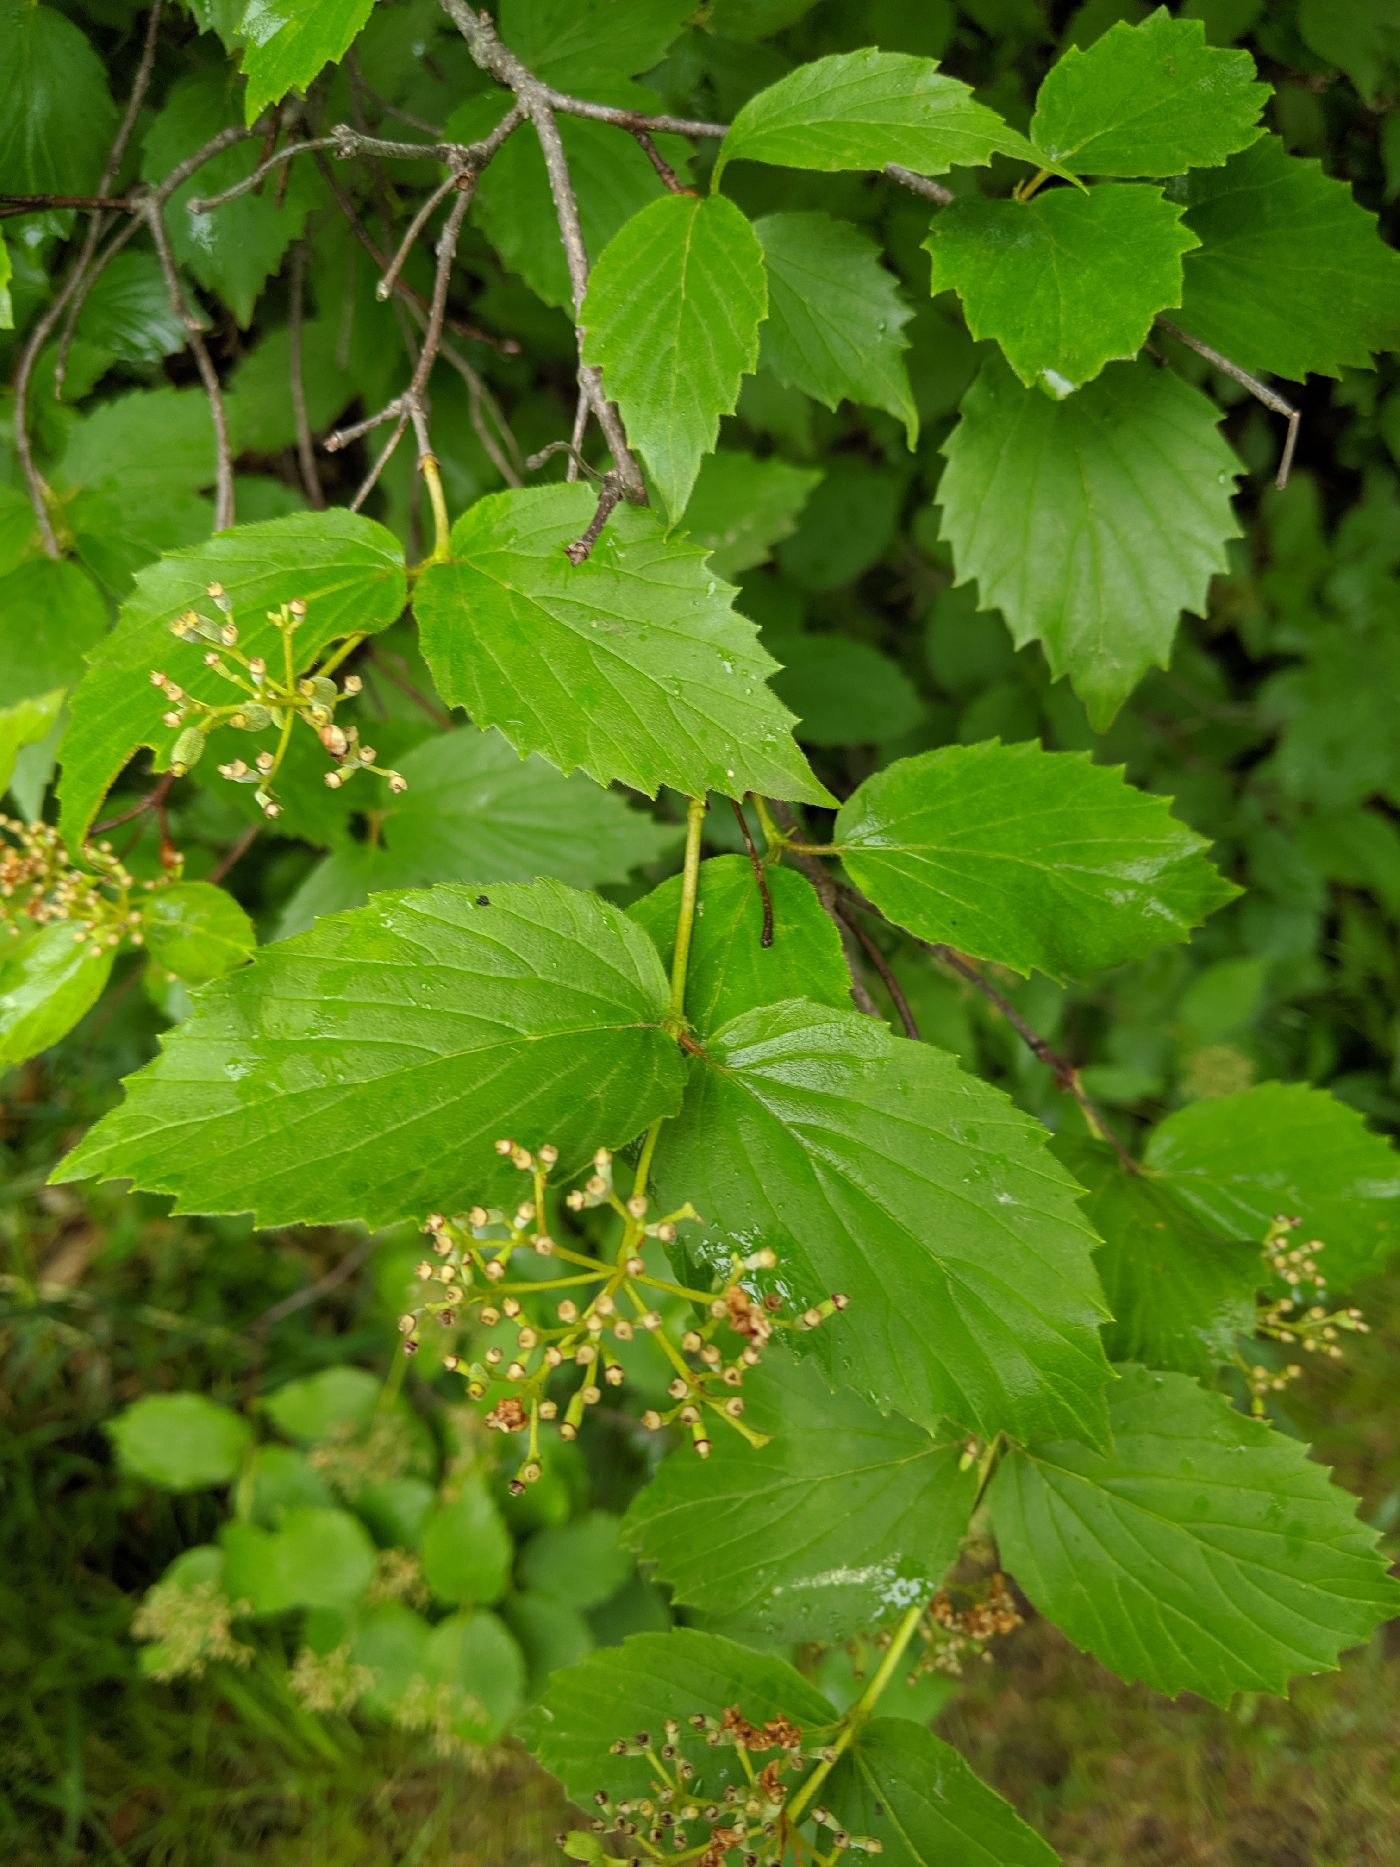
[884,163,956,206]
[311,150,524,488]
[185,109,525,216]
[143,197,235,531]
[288,241,326,509]
[437,0,647,559]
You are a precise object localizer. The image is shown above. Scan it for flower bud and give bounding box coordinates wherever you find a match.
[170,726,206,777]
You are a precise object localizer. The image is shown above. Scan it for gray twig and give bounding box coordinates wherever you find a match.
[186,136,340,211]
[350,403,412,511]
[376,169,461,301]
[12,0,169,551]
[312,150,524,488]
[325,398,406,453]
[540,91,726,140]
[143,199,235,531]
[885,163,955,206]
[630,128,692,194]
[288,242,326,508]
[1156,317,1300,489]
[437,0,646,522]
[564,473,626,565]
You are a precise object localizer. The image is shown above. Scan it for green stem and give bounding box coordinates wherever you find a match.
[970,1431,1006,1512]
[667,794,707,1025]
[786,1599,925,1827]
[420,453,452,563]
[377,1339,409,1412]
[270,704,295,779]
[751,793,783,852]
[633,793,707,1200]
[317,632,365,679]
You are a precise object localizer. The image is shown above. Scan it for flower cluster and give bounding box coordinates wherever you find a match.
[921,1573,1023,1677]
[129,1577,253,1681]
[1247,1214,1368,1414]
[1,815,167,955]
[151,587,404,818]
[403,1140,847,1493]
[572,1708,883,1864]
[288,1641,373,1715]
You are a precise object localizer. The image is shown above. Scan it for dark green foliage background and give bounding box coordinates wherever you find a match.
[3,1,1399,1861]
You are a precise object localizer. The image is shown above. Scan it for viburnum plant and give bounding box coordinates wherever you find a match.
[4,2,1400,1862]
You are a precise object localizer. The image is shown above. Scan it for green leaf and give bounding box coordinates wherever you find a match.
[422,1609,526,1742]
[240,0,377,123]
[989,1364,1400,1703]
[519,1511,632,1610]
[581,193,767,518]
[497,0,692,87]
[1144,1083,1400,1289]
[630,855,852,1037]
[357,1476,436,1549]
[141,72,317,326]
[938,356,1241,727]
[222,1506,377,1612]
[144,882,256,986]
[755,211,919,444]
[108,1392,252,1491]
[55,880,686,1230]
[1297,0,1399,106]
[284,728,676,935]
[925,186,1197,398]
[0,0,117,201]
[770,632,927,748]
[384,729,675,892]
[0,691,64,797]
[72,253,188,369]
[420,1476,513,1606]
[825,1718,1059,1867]
[57,388,217,503]
[247,1445,337,1525]
[225,317,359,454]
[0,924,114,1069]
[414,487,828,805]
[350,1600,431,1712]
[520,1628,837,1810]
[716,48,1028,185]
[1057,1135,1259,1379]
[1261,626,1400,815]
[1029,7,1269,177]
[262,1365,380,1441]
[624,1351,977,1642]
[681,449,822,580]
[504,1593,594,1697]
[0,487,35,580]
[655,999,1112,1444]
[58,510,407,850]
[463,98,688,313]
[835,741,1237,982]
[1174,136,1400,381]
[0,559,109,705]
